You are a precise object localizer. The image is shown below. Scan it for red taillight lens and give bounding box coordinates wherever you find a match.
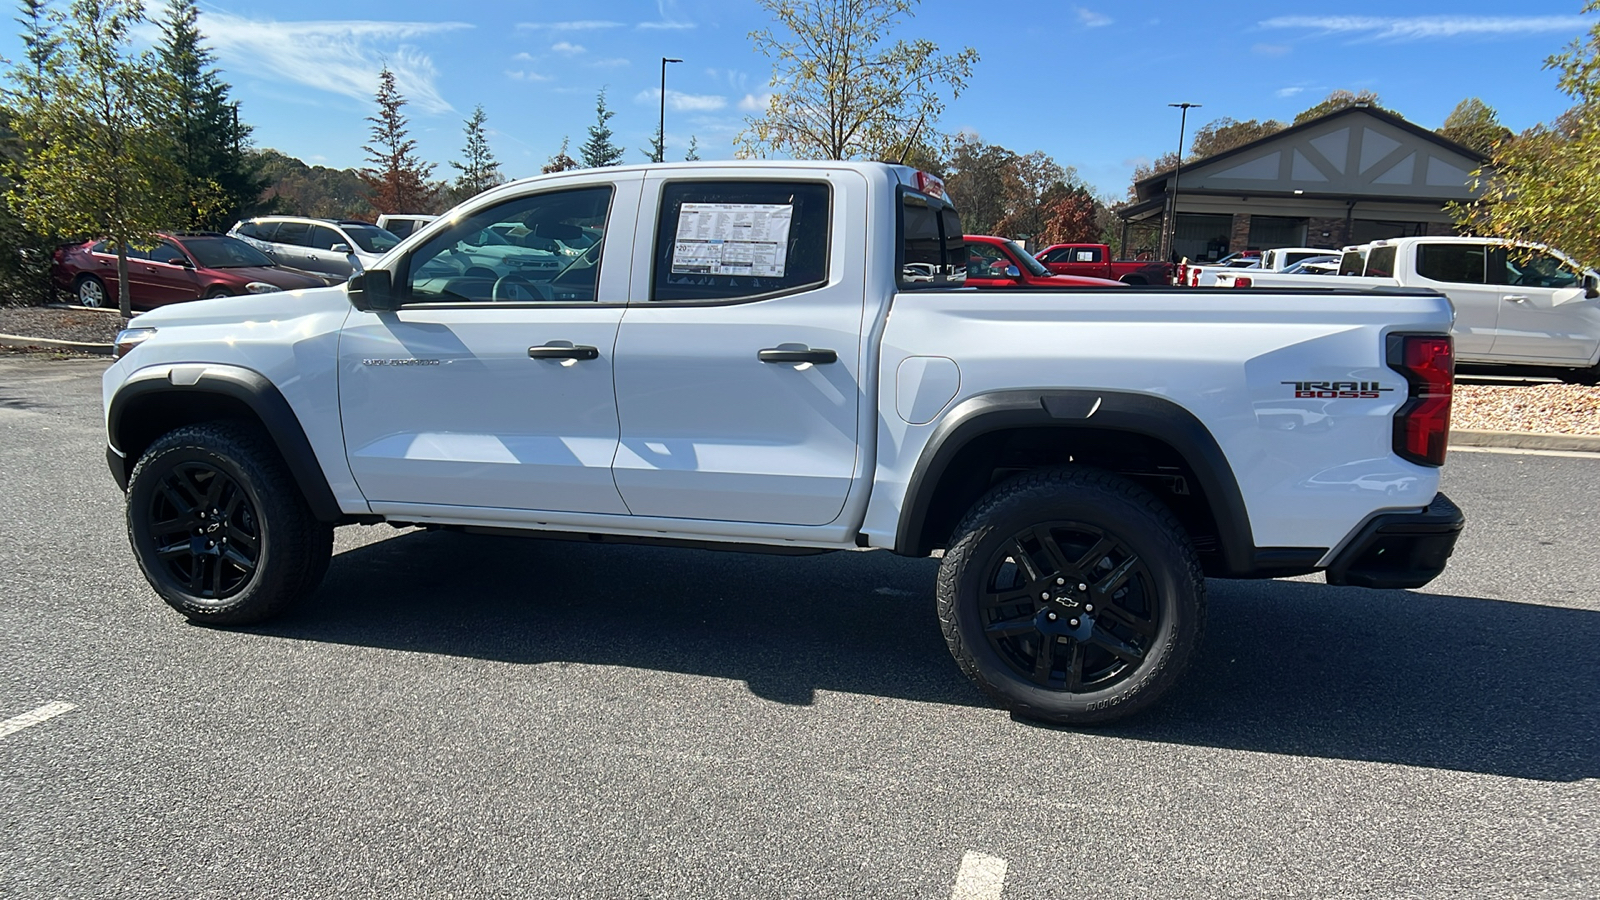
[1232,276,1252,287]
[1388,334,1453,467]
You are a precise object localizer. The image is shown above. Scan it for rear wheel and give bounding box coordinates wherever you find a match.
[125,421,332,625]
[937,467,1204,724]
[75,275,106,308]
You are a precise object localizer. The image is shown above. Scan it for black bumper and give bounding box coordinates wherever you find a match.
[1324,492,1464,589]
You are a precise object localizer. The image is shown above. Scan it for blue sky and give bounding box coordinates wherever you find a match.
[38,1,1597,198]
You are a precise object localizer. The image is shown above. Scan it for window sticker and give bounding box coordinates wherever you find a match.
[671,202,794,278]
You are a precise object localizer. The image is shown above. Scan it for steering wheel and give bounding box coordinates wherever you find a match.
[492,273,546,301]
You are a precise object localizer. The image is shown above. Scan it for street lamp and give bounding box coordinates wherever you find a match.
[1166,102,1200,262]
[658,57,683,163]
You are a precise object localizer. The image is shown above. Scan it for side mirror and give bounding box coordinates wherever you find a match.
[172,257,194,268]
[331,243,352,254]
[347,270,398,312]
[1004,265,1022,279]
[1585,272,1598,300]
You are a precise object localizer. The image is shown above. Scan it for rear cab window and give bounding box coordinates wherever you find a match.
[898,190,966,289]
[650,180,831,302]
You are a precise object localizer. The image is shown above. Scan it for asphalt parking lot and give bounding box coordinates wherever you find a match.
[2,354,1596,899]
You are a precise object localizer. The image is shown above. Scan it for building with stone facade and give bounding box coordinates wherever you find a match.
[1118,105,1488,262]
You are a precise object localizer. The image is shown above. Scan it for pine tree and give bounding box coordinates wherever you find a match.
[450,104,503,201]
[359,66,436,214]
[643,123,664,163]
[156,0,265,229]
[542,136,579,173]
[579,88,623,168]
[15,0,61,105]
[684,135,700,161]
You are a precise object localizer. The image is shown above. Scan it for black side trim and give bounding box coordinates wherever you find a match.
[456,525,834,556]
[895,389,1262,575]
[106,365,343,522]
[1324,492,1464,589]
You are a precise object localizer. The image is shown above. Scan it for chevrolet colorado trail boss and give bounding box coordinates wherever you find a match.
[104,162,1464,724]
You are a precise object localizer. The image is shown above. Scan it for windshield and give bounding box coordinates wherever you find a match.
[341,224,401,255]
[1005,240,1052,277]
[183,235,276,269]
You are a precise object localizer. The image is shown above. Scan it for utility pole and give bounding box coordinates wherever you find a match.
[1165,102,1200,262]
[657,57,682,163]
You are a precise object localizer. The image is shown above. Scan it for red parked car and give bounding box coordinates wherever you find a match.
[53,232,333,310]
[965,235,1126,288]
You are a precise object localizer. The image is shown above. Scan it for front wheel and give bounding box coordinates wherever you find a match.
[125,421,332,625]
[937,467,1205,724]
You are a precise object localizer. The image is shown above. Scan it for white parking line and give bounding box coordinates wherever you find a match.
[0,702,77,738]
[951,851,1008,900]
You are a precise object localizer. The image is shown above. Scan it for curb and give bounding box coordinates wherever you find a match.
[1451,428,1600,453]
[0,332,114,355]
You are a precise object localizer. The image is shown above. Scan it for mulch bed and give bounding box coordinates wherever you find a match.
[0,305,128,344]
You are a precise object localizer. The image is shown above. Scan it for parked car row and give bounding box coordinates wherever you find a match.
[52,216,405,311]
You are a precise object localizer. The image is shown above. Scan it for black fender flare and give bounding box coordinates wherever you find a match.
[895,389,1313,577]
[107,364,343,522]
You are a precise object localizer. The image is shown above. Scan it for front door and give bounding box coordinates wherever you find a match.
[339,176,639,514]
[137,240,202,306]
[1490,246,1600,363]
[611,171,866,526]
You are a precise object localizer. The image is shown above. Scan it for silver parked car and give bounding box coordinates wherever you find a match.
[227,216,401,281]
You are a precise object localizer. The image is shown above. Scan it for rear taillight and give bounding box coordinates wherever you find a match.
[1388,334,1453,467]
[1232,276,1252,288]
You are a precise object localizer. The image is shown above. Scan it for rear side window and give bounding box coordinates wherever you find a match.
[651,180,830,302]
[272,221,311,247]
[1337,251,1365,276]
[1415,244,1485,284]
[1365,245,1398,279]
[899,193,966,288]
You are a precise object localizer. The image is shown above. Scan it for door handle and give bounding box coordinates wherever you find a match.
[1504,295,1528,303]
[528,344,599,360]
[758,347,838,364]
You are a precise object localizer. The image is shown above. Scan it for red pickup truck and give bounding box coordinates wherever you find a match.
[1035,243,1174,285]
[965,235,1124,288]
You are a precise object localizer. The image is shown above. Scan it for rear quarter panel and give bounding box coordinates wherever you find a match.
[862,288,1455,555]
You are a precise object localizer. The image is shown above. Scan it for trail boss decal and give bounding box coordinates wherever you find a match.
[1282,381,1394,399]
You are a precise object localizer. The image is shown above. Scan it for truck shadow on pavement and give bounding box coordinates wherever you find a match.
[264,529,1599,783]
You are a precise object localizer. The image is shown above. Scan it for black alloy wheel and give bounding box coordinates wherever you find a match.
[145,461,261,601]
[979,522,1158,694]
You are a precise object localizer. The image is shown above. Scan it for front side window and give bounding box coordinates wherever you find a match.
[967,242,1010,278]
[1505,249,1581,288]
[147,242,189,266]
[402,185,613,303]
[651,180,830,302]
[1415,244,1484,284]
[307,225,343,251]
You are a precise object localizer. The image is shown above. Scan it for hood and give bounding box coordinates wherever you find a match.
[132,283,352,328]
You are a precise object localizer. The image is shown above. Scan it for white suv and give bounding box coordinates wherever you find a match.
[228,216,402,281]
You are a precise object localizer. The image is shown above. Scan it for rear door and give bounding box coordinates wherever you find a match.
[1406,242,1499,359]
[610,170,867,526]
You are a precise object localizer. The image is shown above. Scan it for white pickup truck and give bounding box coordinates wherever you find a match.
[102,161,1464,724]
[1178,247,1332,287]
[1216,236,1600,382]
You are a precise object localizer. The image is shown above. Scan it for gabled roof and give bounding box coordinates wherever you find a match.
[1133,105,1488,202]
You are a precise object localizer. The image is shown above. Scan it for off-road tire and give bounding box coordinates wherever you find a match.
[126,421,333,625]
[937,467,1205,724]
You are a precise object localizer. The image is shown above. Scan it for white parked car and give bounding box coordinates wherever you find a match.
[375,214,440,239]
[228,216,401,281]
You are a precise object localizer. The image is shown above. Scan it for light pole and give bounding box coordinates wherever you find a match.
[1166,102,1200,262]
[658,57,682,163]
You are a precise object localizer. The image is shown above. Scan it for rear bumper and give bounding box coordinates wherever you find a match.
[1324,492,1464,589]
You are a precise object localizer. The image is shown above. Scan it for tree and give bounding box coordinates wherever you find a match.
[359,66,435,214]
[450,104,503,202]
[1293,89,1389,125]
[683,134,700,161]
[155,0,263,230]
[1189,117,1285,159]
[739,0,978,160]
[944,135,1019,235]
[1035,186,1101,247]
[253,148,371,220]
[1454,3,1600,268]
[542,136,579,173]
[1127,150,1180,200]
[580,88,623,168]
[6,0,189,317]
[1438,98,1512,156]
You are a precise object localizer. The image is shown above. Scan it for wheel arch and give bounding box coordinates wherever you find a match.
[107,365,342,522]
[895,390,1322,578]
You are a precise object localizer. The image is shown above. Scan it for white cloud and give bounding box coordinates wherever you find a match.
[1075,8,1112,28]
[641,0,694,29]
[551,41,586,55]
[505,70,554,82]
[1275,86,1307,98]
[738,92,773,112]
[636,88,727,112]
[1260,15,1586,40]
[516,20,625,31]
[638,21,696,30]
[591,57,631,68]
[513,51,537,62]
[197,13,469,114]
